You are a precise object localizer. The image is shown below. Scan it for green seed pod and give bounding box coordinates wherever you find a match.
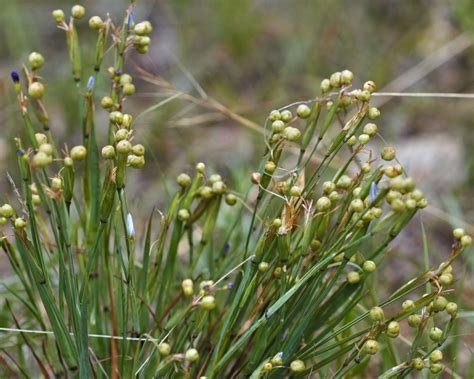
[347,271,360,284]
[357,90,371,101]
[28,52,45,70]
[35,133,48,145]
[123,83,136,96]
[177,173,191,188]
[258,262,269,272]
[329,72,342,88]
[316,196,331,212]
[340,69,354,85]
[439,273,453,286]
[350,199,364,212]
[51,177,62,190]
[320,78,331,93]
[390,198,406,213]
[32,194,41,206]
[100,96,114,109]
[363,339,378,355]
[296,104,311,118]
[114,129,128,142]
[346,135,357,146]
[461,235,472,247]
[445,302,458,316]
[271,120,285,133]
[132,144,145,157]
[262,362,273,372]
[264,161,276,174]
[134,21,153,36]
[367,107,380,120]
[405,199,417,210]
[71,5,85,19]
[429,327,443,342]
[39,143,53,156]
[363,123,378,136]
[433,296,448,312]
[127,155,145,169]
[182,279,194,297]
[225,193,237,206]
[0,204,14,218]
[33,151,52,167]
[328,191,340,203]
[273,218,282,228]
[322,181,336,194]
[199,186,213,199]
[102,145,115,160]
[269,110,281,121]
[136,45,149,54]
[28,82,45,99]
[417,198,428,209]
[429,363,444,374]
[336,175,352,190]
[280,110,293,123]
[453,228,465,239]
[70,145,87,161]
[369,306,384,322]
[363,260,376,273]
[290,186,302,197]
[412,357,424,370]
[64,157,73,167]
[158,343,171,356]
[402,299,415,312]
[358,134,370,145]
[116,140,132,155]
[200,295,215,310]
[52,9,65,23]
[110,111,124,124]
[429,350,443,363]
[134,36,151,47]
[88,16,104,29]
[273,267,282,278]
[409,189,424,201]
[212,181,226,195]
[290,360,305,373]
[208,174,222,184]
[271,354,283,366]
[177,209,190,222]
[387,321,400,338]
[363,80,376,93]
[14,218,27,229]
[310,239,321,252]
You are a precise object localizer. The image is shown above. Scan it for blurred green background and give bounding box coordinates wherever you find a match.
[0,0,473,373]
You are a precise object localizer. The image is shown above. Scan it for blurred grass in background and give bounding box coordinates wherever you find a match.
[0,0,473,374]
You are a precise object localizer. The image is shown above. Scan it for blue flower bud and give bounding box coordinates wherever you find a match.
[369,182,377,203]
[11,71,20,83]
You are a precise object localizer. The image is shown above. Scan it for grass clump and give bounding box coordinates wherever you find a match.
[0,2,471,378]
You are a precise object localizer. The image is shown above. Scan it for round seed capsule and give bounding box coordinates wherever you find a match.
[432,296,448,312]
[158,342,171,356]
[280,110,293,123]
[176,173,191,187]
[412,357,424,370]
[429,327,443,342]
[429,350,443,363]
[347,271,360,284]
[316,197,331,212]
[225,194,237,206]
[71,5,85,19]
[402,299,415,312]
[429,363,444,374]
[290,359,305,373]
[453,228,465,239]
[283,127,301,141]
[407,314,421,328]
[185,348,199,362]
[363,260,376,273]
[296,104,311,118]
[28,52,44,70]
[386,321,400,338]
[28,82,44,99]
[445,302,458,316]
[15,218,27,229]
[363,339,378,355]
[200,295,216,310]
[369,306,384,322]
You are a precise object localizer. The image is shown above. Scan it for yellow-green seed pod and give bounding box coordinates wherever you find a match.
[347,271,360,284]
[429,350,443,363]
[28,82,44,99]
[28,52,45,70]
[433,296,448,312]
[316,196,331,212]
[71,5,85,19]
[407,314,421,328]
[89,16,104,29]
[350,199,364,212]
[296,104,311,118]
[340,69,354,85]
[363,80,376,93]
[182,279,193,296]
[35,133,48,145]
[453,228,465,239]
[51,177,63,190]
[134,21,153,36]
[258,262,269,272]
[132,144,145,157]
[185,348,199,362]
[429,327,443,342]
[127,155,145,169]
[14,218,27,229]
[200,295,216,310]
[363,339,378,355]
[271,120,285,133]
[177,209,190,222]
[158,342,171,356]
[329,72,342,88]
[367,107,380,120]
[369,306,384,322]
[283,127,301,141]
[412,357,424,370]
[387,321,400,337]
[461,235,472,247]
[102,145,115,160]
[101,96,114,109]
[402,299,415,312]
[363,260,376,273]
[39,143,53,156]
[123,83,136,96]
[358,134,370,145]
[70,145,87,161]
[320,78,331,93]
[363,123,378,136]
[290,186,302,197]
[225,193,237,206]
[280,110,293,123]
[116,140,132,155]
[269,110,281,121]
[429,363,444,374]
[177,173,191,188]
[122,114,133,128]
[110,111,124,125]
[290,359,305,373]
[52,9,65,23]
[262,362,272,372]
[0,204,14,218]
[33,152,52,167]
